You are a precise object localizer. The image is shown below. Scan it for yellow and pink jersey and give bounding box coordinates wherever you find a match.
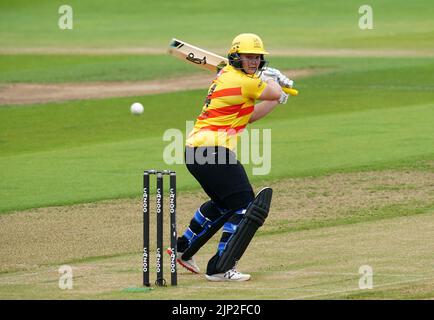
[186,65,267,150]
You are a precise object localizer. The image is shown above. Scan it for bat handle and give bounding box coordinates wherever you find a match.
[282,87,299,96]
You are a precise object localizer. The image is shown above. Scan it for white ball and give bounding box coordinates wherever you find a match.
[130,102,144,115]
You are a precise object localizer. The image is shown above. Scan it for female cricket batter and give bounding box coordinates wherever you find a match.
[169,33,293,281]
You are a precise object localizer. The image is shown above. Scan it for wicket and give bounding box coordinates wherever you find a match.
[143,169,177,287]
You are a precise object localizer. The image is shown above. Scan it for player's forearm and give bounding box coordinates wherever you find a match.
[249,100,280,123]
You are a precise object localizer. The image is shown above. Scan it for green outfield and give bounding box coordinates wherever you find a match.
[1,56,434,213]
[1,0,434,49]
[0,0,433,300]
[0,54,204,83]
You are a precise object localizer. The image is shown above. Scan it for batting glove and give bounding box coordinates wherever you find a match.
[262,67,294,88]
[279,76,294,88]
[260,67,281,83]
[278,91,289,104]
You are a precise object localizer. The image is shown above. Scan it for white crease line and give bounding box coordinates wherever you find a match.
[260,270,432,278]
[290,276,434,300]
[180,275,433,295]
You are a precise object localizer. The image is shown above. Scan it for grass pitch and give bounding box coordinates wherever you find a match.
[1,170,433,299]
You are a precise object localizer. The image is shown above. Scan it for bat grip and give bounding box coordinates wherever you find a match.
[282,87,299,96]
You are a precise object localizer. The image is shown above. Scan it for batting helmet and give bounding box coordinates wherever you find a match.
[228,33,268,71]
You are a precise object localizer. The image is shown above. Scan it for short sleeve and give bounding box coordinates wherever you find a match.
[241,76,267,100]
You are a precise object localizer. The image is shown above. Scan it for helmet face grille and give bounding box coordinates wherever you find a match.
[228,53,267,74]
[228,53,242,68]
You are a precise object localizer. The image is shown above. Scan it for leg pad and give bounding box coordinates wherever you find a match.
[215,187,273,272]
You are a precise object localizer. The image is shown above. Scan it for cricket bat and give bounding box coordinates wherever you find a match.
[167,38,299,96]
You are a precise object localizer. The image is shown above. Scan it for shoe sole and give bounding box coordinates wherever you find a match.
[205,275,251,282]
[166,248,200,274]
[177,258,200,274]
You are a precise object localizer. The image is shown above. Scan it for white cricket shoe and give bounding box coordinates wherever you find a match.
[166,248,200,274]
[205,268,251,282]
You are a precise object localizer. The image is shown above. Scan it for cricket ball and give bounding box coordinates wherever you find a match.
[130,102,144,115]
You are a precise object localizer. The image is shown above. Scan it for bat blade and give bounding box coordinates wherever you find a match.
[168,38,228,72]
